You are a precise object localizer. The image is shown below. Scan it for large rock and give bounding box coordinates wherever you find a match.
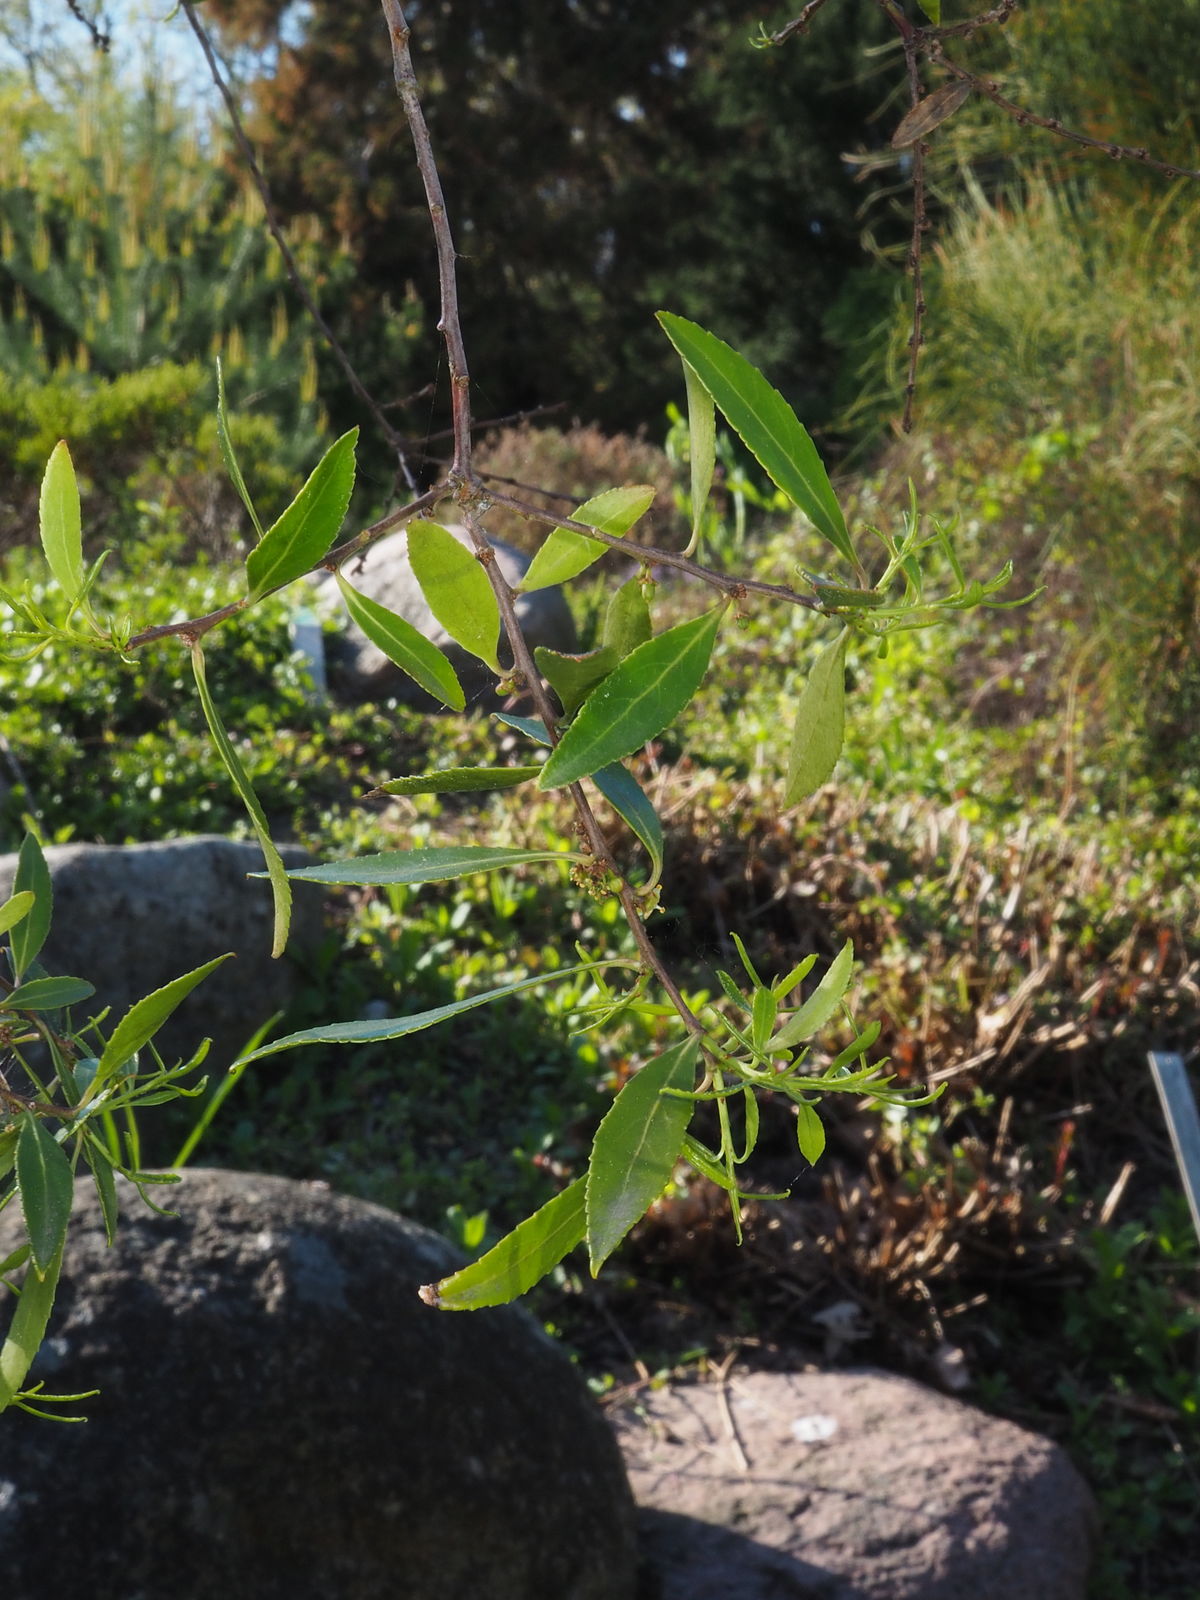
[613,1369,1097,1600]
[322,524,577,705]
[0,1169,638,1600]
[0,836,324,1072]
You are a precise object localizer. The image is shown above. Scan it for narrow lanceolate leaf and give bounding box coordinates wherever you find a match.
[590,763,664,887]
[540,607,723,789]
[10,834,52,981]
[216,359,263,540]
[657,313,853,565]
[191,643,292,958]
[419,1177,586,1310]
[95,954,231,1088]
[373,765,541,797]
[784,628,848,804]
[245,428,359,604]
[84,1144,119,1246]
[794,1100,827,1167]
[17,1113,74,1277]
[0,889,35,937]
[770,940,855,1050]
[521,486,656,593]
[1,976,95,1012]
[586,1036,698,1274]
[535,645,618,720]
[0,1238,63,1412]
[892,80,970,148]
[493,713,551,746]
[603,577,653,660]
[233,962,599,1065]
[336,571,465,711]
[407,520,501,672]
[39,441,84,602]
[916,0,941,22]
[280,844,581,887]
[682,358,716,550]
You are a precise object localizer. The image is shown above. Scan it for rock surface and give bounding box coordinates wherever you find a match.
[613,1368,1097,1600]
[0,1169,638,1600]
[321,523,577,705]
[0,836,324,1072]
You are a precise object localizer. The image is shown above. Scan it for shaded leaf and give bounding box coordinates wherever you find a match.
[493,712,550,745]
[9,835,51,981]
[38,442,84,603]
[191,643,292,957]
[794,1101,827,1166]
[419,1178,586,1310]
[216,359,263,540]
[245,428,358,603]
[917,0,941,22]
[586,1036,698,1273]
[407,520,501,671]
[681,358,716,550]
[374,765,540,797]
[84,1144,119,1246]
[234,961,600,1065]
[521,486,656,593]
[657,313,852,565]
[770,940,854,1050]
[1,976,95,1013]
[17,1114,73,1276]
[892,81,970,148]
[540,607,723,789]
[590,763,664,886]
[535,644,618,720]
[96,954,231,1088]
[280,844,580,887]
[603,577,653,660]
[784,628,848,804]
[336,571,464,710]
[0,890,35,937]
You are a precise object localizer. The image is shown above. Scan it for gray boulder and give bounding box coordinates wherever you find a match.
[0,1169,638,1600]
[0,836,324,1072]
[613,1368,1097,1600]
[322,523,577,705]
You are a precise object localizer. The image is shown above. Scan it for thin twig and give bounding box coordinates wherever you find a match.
[897,9,929,434]
[178,1,416,489]
[764,0,837,47]
[63,0,110,52]
[712,1350,750,1473]
[922,1,1018,41]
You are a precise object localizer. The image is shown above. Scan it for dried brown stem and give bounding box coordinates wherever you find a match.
[179,0,416,489]
[764,0,837,47]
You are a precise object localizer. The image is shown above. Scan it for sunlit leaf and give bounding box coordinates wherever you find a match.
[794,1100,826,1166]
[17,1114,73,1277]
[520,486,656,593]
[245,428,358,603]
[279,844,581,886]
[0,1235,63,1411]
[335,570,465,710]
[1,976,94,1012]
[681,358,716,551]
[84,1144,119,1246]
[657,313,853,565]
[0,890,35,937]
[373,765,541,797]
[770,939,854,1049]
[590,762,664,886]
[535,644,618,720]
[95,955,230,1088]
[419,1178,586,1310]
[233,962,601,1065]
[406,519,502,670]
[603,577,653,660]
[9,835,51,981]
[216,359,263,540]
[191,643,292,957]
[540,607,723,789]
[784,628,848,804]
[916,0,941,23]
[38,442,85,603]
[586,1036,698,1273]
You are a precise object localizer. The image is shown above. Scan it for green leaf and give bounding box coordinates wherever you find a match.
[407,520,501,672]
[335,570,465,711]
[681,359,716,551]
[493,713,550,745]
[535,644,618,720]
[38,441,84,603]
[750,986,778,1051]
[794,1100,826,1166]
[1,976,95,1013]
[191,643,292,958]
[84,1143,119,1246]
[9,834,51,981]
[419,1177,586,1310]
[918,0,941,21]
[520,486,656,593]
[540,607,723,789]
[770,940,855,1050]
[95,954,231,1088]
[17,1113,74,1277]
[784,628,848,804]
[216,359,263,540]
[586,1036,698,1274]
[773,953,818,1000]
[657,313,853,565]
[603,577,653,660]
[280,844,581,887]
[374,765,541,797]
[245,428,359,604]
[590,763,664,887]
[233,962,601,1065]
[0,1235,63,1413]
[0,890,35,937]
